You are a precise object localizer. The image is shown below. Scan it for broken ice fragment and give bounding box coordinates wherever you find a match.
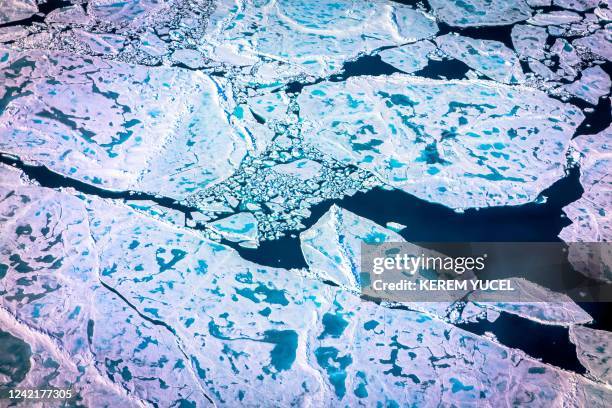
[511,24,548,61]
[528,10,583,26]
[436,34,525,84]
[203,0,439,78]
[560,127,611,282]
[573,29,612,62]
[377,41,436,74]
[209,212,259,244]
[570,325,612,385]
[171,48,206,69]
[0,48,247,200]
[0,0,37,24]
[298,74,584,209]
[299,204,403,290]
[553,0,600,12]
[562,65,611,105]
[429,0,532,27]
[271,159,323,181]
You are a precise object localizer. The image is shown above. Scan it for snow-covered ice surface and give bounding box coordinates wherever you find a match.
[378,40,436,74]
[202,0,438,79]
[436,34,525,83]
[429,0,533,27]
[560,126,611,282]
[1,0,612,405]
[297,75,583,209]
[1,165,610,406]
[0,48,246,200]
[570,325,612,385]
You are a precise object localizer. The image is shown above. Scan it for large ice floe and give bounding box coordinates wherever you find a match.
[0,48,246,200]
[429,0,533,27]
[1,164,611,406]
[203,0,438,79]
[297,75,584,209]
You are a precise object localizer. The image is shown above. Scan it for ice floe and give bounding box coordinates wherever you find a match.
[560,127,611,282]
[429,0,532,27]
[435,34,525,84]
[0,48,247,200]
[297,74,584,209]
[0,0,37,24]
[203,0,438,78]
[570,325,612,385]
[377,40,436,74]
[562,65,611,105]
[511,24,548,61]
[2,169,609,405]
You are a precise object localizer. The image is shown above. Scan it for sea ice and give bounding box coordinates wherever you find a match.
[573,28,612,62]
[570,325,612,385]
[297,74,584,209]
[203,0,438,78]
[435,34,525,84]
[528,10,584,26]
[209,212,259,244]
[428,0,532,27]
[0,48,247,200]
[560,127,611,282]
[511,24,548,61]
[377,41,436,74]
[553,0,601,12]
[299,204,404,290]
[1,166,609,406]
[0,0,37,24]
[562,65,611,105]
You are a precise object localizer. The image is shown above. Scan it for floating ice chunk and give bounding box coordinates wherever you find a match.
[392,6,439,42]
[470,278,592,326]
[528,10,583,26]
[436,34,525,84]
[378,41,436,74]
[563,65,611,105]
[203,0,438,78]
[272,159,323,180]
[0,0,37,24]
[573,29,612,61]
[299,204,402,290]
[511,24,548,61]
[72,29,126,55]
[560,128,611,243]
[560,128,611,282]
[0,166,212,406]
[553,0,600,12]
[126,200,186,226]
[570,325,612,385]
[385,221,406,232]
[298,75,583,209]
[139,30,168,57]
[249,91,290,119]
[429,0,532,27]
[89,0,166,26]
[0,48,247,200]
[529,59,559,80]
[551,38,582,79]
[595,6,612,22]
[209,212,259,243]
[171,48,206,69]
[0,25,29,43]
[526,0,552,5]
[45,4,93,25]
